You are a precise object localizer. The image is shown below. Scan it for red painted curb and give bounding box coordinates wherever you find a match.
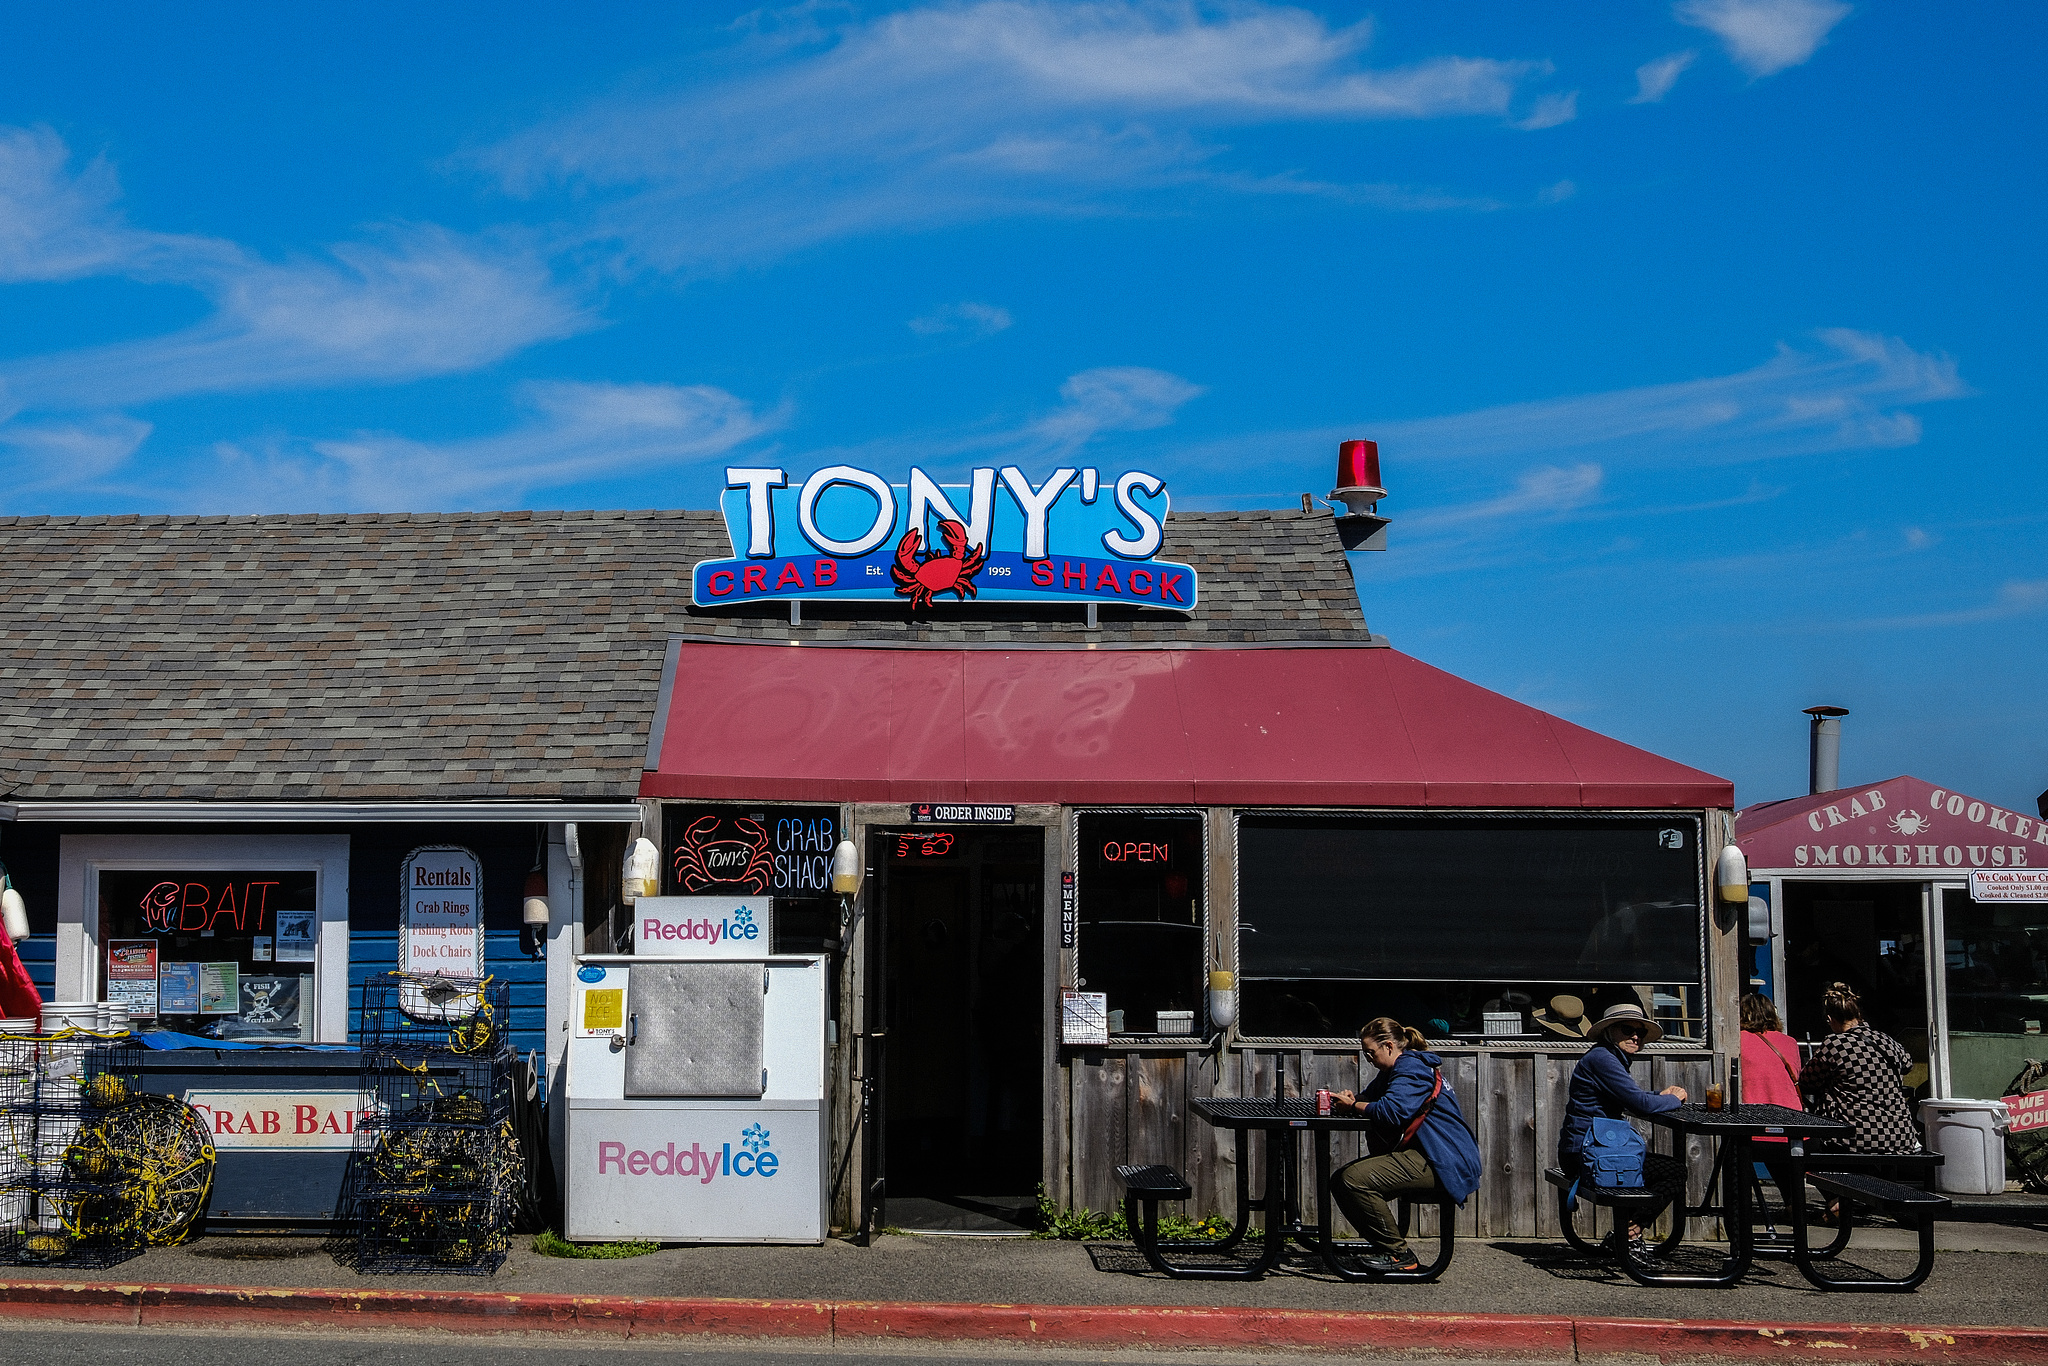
[836,1301,1575,1357]
[1576,1316,2048,1365]
[1,1280,2045,1362]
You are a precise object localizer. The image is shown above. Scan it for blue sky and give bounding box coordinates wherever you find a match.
[1,2,2041,812]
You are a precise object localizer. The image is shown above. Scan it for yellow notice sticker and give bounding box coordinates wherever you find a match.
[583,988,624,1031]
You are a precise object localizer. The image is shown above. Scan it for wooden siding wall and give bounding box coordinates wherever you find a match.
[1068,1047,1720,1240]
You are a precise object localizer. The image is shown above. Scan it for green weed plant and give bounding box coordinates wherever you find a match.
[532,1229,660,1259]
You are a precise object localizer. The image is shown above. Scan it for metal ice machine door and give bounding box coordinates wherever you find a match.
[624,962,766,1098]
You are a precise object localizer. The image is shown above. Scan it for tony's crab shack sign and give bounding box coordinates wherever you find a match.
[693,465,1198,611]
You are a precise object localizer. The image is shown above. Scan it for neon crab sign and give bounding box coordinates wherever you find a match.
[692,465,1198,611]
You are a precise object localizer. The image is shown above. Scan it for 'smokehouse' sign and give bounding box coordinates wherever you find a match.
[693,465,1198,611]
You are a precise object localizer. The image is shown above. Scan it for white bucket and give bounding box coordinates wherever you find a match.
[1921,1098,2012,1195]
[41,1002,99,1034]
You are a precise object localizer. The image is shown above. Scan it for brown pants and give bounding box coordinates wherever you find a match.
[1330,1147,1437,1260]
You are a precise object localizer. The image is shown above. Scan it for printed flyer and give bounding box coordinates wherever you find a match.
[275,907,316,962]
[105,940,159,1018]
[199,961,239,1015]
[159,962,201,1013]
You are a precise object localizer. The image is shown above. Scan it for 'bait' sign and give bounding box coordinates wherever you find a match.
[693,465,1198,611]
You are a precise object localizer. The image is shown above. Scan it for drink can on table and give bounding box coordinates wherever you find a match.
[1316,1088,1333,1116]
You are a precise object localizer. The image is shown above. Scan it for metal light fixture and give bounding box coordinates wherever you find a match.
[622,837,659,904]
[0,876,25,943]
[1715,844,1750,904]
[1207,969,1236,1031]
[830,840,862,896]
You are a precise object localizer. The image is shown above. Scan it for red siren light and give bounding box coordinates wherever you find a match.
[1331,439,1386,516]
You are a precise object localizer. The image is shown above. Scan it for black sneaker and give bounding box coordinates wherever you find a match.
[1358,1252,1423,1274]
[1603,1230,1655,1261]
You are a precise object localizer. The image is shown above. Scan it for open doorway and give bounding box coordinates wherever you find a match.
[866,825,1043,1234]
[1781,879,1932,1097]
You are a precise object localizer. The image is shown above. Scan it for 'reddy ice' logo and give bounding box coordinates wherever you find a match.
[598,1124,779,1181]
[641,902,761,946]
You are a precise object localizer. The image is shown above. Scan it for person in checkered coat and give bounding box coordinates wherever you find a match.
[1799,982,1920,1154]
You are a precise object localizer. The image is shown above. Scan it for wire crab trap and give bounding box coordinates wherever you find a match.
[0,1037,213,1269]
[358,1053,513,1130]
[341,1185,513,1276]
[356,973,511,1064]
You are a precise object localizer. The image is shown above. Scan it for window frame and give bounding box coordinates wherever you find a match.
[57,833,351,1043]
[1068,806,1211,1040]
[1230,807,1709,1046]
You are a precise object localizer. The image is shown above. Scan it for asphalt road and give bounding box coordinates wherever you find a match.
[2,1324,1533,1366]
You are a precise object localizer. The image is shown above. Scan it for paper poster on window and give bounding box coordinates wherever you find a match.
[275,907,316,962]
[1061,990,1108,1046]
[199,962,239,1015]
[160,962,201,1013]
[399,846,482,979]
[106,940,160,1018]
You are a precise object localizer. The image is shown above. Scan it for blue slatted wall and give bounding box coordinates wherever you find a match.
[346,930,548,1058]
[17,937,54,1002]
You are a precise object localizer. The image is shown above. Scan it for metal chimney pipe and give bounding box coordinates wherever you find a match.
[1804,705,1849,795]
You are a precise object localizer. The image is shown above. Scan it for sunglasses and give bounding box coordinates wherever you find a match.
[1612,1024,1650,1038]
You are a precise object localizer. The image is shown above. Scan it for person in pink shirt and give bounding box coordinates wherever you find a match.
[1740,992,1805,1208]
[1741,993,1803,1110]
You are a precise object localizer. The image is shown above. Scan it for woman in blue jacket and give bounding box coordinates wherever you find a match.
[1328,1017,1481,1274]
[1558,1001,1687,1251]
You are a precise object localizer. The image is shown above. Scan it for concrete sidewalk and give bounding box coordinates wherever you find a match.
[11,1227,2046,1330]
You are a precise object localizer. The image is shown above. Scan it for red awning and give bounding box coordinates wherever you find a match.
[640,640,1731,809]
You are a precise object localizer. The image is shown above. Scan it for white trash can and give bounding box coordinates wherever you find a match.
[1920,1098,2011,1195]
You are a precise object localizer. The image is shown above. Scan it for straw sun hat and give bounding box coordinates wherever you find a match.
[1584,1001,1664,1044]
[1533,994,1589,1038]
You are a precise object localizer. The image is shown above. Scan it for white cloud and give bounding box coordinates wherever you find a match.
[1676,0,1850,77]
[1033,366,1205,448]
[480,2,1549,270]
[908,301,1014,336]
[1356,329,1964,469]
[1515,91,1579,131]
[1629,51,1698,103]
[1407,463,1603,528]
[1831,579,2048,633]
[0,413,152,503]
[1903,526,1937,551]
[0,126,233,283]
[200,380,770,513]
[0,126,588,415]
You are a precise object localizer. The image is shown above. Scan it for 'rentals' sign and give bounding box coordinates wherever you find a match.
[693,465,1197,611]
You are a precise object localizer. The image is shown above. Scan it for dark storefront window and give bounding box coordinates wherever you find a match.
[97,870,318,1040]
[662,804,840,954]
[1077,812,1203,1036]
[1942,886,2047,1102]
[1782,880,1930,1093]
[1237,813,1705,1041]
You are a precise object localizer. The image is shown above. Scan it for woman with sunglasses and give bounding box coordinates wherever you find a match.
[1558,1001,1688,1255]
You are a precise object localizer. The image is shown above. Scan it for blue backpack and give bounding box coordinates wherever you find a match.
[1586,1118,1647,1188]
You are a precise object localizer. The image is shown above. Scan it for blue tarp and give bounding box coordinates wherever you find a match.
[134,1029,352,1052]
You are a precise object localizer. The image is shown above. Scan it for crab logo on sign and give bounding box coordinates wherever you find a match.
[693,464,1197,612]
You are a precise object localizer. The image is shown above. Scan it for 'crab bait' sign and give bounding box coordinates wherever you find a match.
[692,465,1198,611]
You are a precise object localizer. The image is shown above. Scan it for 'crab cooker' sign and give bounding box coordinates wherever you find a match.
[692,465,1198,611]
[1738,776,2047,872]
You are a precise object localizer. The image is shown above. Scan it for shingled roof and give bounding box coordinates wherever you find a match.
[0,508,1371,802]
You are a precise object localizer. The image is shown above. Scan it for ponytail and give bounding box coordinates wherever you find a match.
[1361,1016,1427,1053]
